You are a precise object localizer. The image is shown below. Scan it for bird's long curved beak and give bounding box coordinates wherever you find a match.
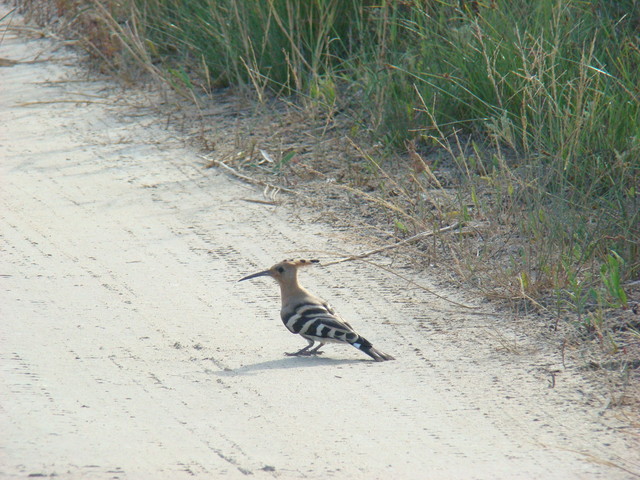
[238,269,271,282]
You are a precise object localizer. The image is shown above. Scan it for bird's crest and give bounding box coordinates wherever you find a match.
[283,258,319,268]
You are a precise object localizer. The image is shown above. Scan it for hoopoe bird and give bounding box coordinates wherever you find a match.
[239,258,395,362]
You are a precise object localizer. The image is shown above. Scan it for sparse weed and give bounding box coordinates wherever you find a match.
[600,251,629,309]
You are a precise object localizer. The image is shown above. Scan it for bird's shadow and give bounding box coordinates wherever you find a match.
[213,355,368,376]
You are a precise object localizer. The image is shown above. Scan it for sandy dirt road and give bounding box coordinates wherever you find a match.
[1,8,638,480]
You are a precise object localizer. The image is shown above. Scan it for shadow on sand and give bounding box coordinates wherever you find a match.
[213,355,368,376]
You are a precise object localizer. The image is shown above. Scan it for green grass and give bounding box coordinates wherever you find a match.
[33,0,640,329]
[128,0,369,95]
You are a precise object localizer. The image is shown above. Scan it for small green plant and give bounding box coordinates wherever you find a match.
[166,66,193,91]
[600,251,628,308]
[562,268,590,324]
[273,150,296,173]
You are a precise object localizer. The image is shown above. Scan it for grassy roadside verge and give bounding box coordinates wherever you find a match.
[15,0,639,399]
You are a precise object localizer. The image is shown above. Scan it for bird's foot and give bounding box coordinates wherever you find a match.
[284,350,324,357]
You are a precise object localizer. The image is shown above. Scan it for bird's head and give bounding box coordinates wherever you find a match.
[238,258,319,285]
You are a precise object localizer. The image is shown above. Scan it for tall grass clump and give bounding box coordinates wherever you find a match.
[358,1,639,311]
[128,0,371,99]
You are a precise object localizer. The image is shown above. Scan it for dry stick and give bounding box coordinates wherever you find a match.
[199,154,298,195]
[355,257,476,310]
[16,90,144,107]
[323,222,461,266]
[0,57,51,66]
[241,198,278,206]
[297,246,475,310]
[321,222,475,310]
[336,184,415,221]
[16,99,134,107]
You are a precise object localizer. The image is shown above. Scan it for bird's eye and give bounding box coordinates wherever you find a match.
[276,267,284,273]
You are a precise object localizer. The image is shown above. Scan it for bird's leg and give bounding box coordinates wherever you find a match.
[285,339,315,356]
[308,342,325,355]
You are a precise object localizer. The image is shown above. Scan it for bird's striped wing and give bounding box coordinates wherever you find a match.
[281,302,359,344]
[323,302,354,330]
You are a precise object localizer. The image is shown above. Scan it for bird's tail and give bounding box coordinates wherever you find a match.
[352,337,395,362]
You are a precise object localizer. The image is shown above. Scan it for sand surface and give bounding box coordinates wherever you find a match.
[1,7,638,479]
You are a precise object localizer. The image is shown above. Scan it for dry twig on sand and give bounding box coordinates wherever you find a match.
[323,222,461,266]
[200,154,298,195]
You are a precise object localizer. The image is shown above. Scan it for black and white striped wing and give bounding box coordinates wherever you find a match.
[281,302,359,344]
[323,302,355,330]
